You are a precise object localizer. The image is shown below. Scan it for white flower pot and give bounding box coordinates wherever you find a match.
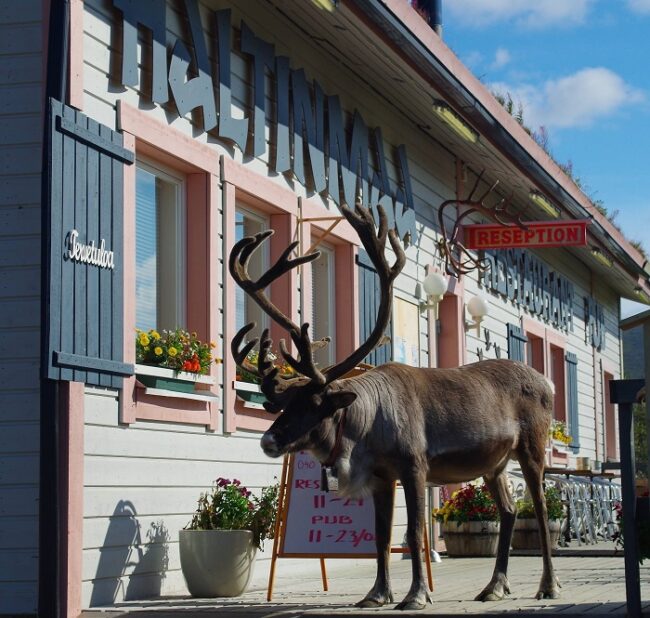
[179,529,257,597]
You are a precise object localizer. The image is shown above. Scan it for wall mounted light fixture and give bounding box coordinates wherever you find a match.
[529,190,560,218]
[591,246,613,268]
[420,270,448,319]
[432,99,479,143]
[465,294,489,335]
[634,286,650,304]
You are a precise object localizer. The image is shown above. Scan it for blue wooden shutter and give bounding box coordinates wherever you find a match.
[356,250,391,366]
[45,98,134,388]
[507,323,527,362]
[565,351,580,451]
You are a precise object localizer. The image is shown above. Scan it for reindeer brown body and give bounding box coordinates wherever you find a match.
[230,203,560,610]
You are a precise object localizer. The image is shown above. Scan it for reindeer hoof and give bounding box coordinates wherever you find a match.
[475,577,511,601]
[535,587,560,600]
[395,592,432,611]
[356,591,394,608]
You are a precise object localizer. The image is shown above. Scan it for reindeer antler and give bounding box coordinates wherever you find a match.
[229,202,406,404]
[437,170,527,277]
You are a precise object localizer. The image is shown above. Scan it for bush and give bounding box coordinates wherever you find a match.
[186,477,279,550]
[516,486,564,521]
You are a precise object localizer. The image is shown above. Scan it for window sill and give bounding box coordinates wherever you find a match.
[234,380,266,410]
[140,386,220,403]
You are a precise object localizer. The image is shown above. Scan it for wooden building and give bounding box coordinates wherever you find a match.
[1,0,649,615]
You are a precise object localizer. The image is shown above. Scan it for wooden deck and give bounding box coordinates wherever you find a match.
[81,547,649,617]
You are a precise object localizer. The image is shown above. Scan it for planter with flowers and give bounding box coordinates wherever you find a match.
[180,477,279,597]
[234,349,296,409]
[512,486,564,550]
[549,420,572,453]
[135,328,219,394]
[433,484,500,557]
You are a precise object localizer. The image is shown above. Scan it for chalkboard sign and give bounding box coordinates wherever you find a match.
[266,452,433,600]
[280,451,376,556]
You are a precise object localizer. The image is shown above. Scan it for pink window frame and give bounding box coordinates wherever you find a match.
[118,102,221,429]
[221,162,359,433]
[522,317,568,465]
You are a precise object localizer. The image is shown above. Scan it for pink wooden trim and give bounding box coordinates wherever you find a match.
[132,390,212,424]
[601,358,620,461]
[269,213,297,349]
[117,102,220,176]
[221,157,298,216]
[522,316,547,375]
[207,173,221,431]
[59,381,84,618]
[335,243,359,358]
[370,0,646,271]
[222,181,237,433]
[233,408,273,432]
[120,132,137,424]
[300,220,313,355]
[438,279,465,368]
[68,0,84,109]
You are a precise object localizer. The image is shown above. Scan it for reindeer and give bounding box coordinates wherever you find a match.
[230,202,560,610]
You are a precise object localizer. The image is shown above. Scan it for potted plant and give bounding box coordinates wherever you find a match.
[179,477,279,597]
[549,420,572,451]
[512,486,564,550]
[135,328,219,393]
[433,483,500,557]
[234,349,296,408]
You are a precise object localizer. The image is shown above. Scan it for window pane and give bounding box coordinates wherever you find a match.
[235,208,268,337]
[136,164,183,332]
[312,246,335,368]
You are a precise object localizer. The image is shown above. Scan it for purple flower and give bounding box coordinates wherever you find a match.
[233,479,241,486]
[216,477,229,487]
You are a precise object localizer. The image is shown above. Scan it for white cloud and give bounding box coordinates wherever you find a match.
[490,48,511,71]
[490,68,645,130]
[628,0,650,14]
[446,0,594,28]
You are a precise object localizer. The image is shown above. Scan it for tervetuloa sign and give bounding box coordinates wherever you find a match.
[65,229,115,270]
[112,0,416,245]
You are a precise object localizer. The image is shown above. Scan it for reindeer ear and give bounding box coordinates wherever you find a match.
[327,391,357,411]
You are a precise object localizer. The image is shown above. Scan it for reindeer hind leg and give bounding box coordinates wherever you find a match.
[517,442,561,599]
[475,470,515,601]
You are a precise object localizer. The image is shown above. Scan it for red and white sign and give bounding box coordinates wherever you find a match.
[464,220,590,250]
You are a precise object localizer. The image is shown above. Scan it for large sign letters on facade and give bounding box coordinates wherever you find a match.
[480,249,574,332]
[112,0,416,244]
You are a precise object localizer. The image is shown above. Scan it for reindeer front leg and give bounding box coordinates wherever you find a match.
[396,467,432,611]
[356,480,395,608]
[475,471,515,601]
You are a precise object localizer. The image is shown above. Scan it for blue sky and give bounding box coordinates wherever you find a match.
[441,0,650,317]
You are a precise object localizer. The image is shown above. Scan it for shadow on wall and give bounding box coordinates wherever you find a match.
[90,500,170,607]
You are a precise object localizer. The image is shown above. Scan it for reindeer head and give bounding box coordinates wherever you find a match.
[229,203,405,460]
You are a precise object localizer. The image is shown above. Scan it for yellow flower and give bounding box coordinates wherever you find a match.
[154,346,163,356]
[168,347,178,357]
[151,330,161,340]
[139,333,150,346]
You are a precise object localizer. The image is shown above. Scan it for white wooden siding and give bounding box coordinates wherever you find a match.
[78,0,624,608]
[0,0,43,613]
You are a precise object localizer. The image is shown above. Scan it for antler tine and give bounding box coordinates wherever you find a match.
[278,323,327,385]
[229,231,319,334]
[322,201,406,384]
[231,323,259,369]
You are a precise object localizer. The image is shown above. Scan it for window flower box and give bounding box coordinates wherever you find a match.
[136,364,215,394]
[234,381,267,409]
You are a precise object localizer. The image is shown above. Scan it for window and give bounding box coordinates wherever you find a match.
[235,206,269,335]
[526,334,544,374]
[603,371,617,460]
[549,344,566,422]
[135,162,185,332]
[311,243,336,368]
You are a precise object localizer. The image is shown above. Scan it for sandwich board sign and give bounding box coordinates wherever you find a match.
[267,451,432,600]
